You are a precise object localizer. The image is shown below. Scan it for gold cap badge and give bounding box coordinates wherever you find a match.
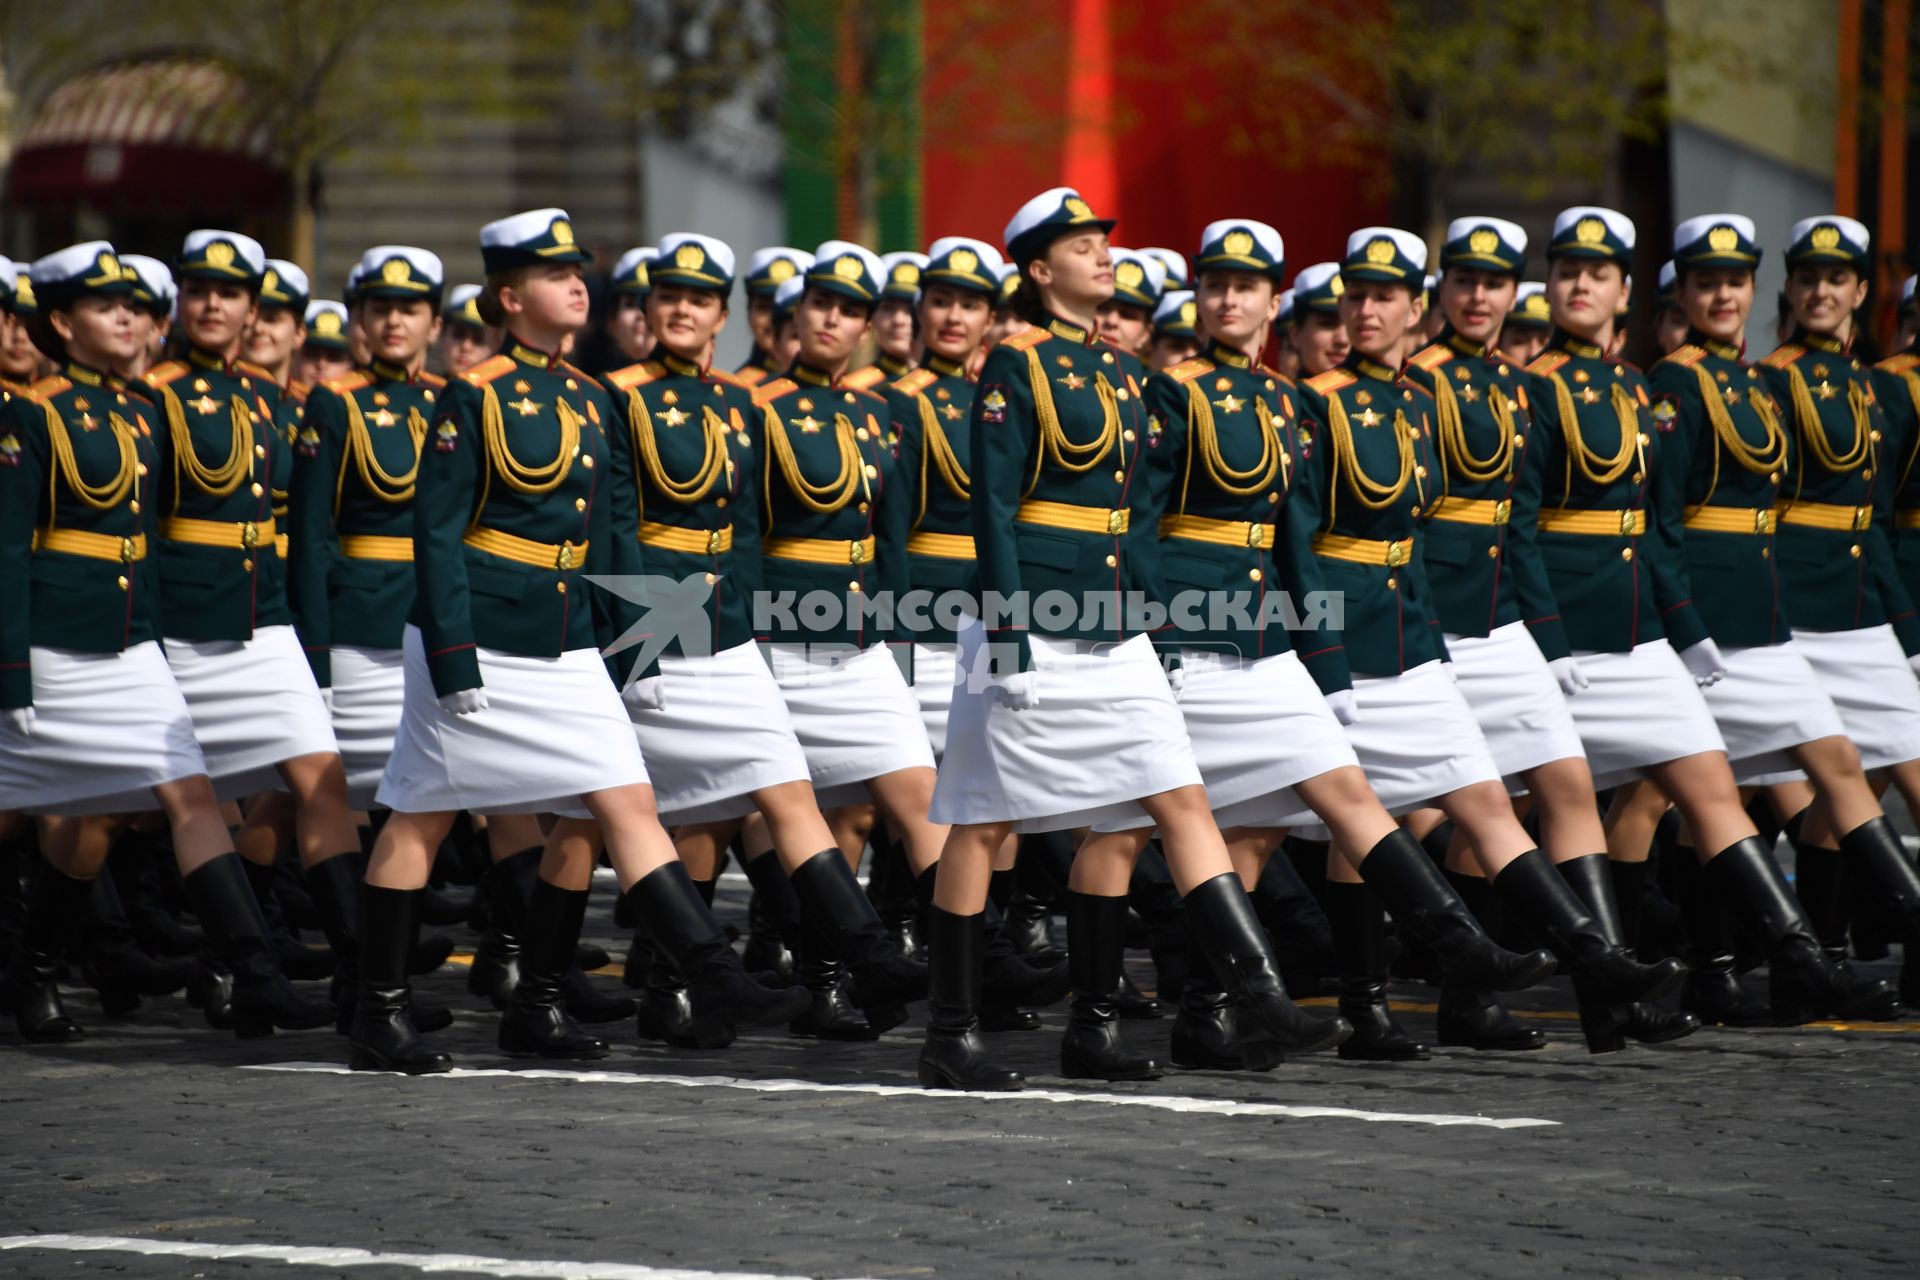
[675,243,705,269]
[552,219,575,246]
[1064,197,1094,222]
[1179,300,1197,324]
[381,258,412,284]
[833,254,864,281]
[1116,261,1144,288]
[1708,225,1738,251]
[767,258,796,283]
[1811,224,1841,250]
[1574,217,1606,245]
[1365,238,1396,264]
[1223,230,1255,257]
[949,248,978,275]
[892,263,920,285]
[206,241,236,268]
[1469,228,1498,254]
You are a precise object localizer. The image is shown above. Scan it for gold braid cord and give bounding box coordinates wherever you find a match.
[915,394,970,530]
[1692,362,1786,504]
[1326,392,1414,513]
[43,400,137,512]
[1547,372,1638,488]
[627,386,727,507]
[1185,380,1279,497]
[480,383,579,496]
[1024,345,1117,476]
[767,404,861,513]
[162,384,251,499]
[341,394,426,509]
[1897,369,1920,491]
[1431,369,1514,484]
[1784,364,1870,473]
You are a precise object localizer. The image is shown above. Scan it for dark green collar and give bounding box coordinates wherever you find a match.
[742,345,772,372]
[369,357,415,383]
[506,340,562,370]
[187,345,236,373]
[1205,339,1252,369]
[1685,329,1742,362]
[878,352,914,378]
[924,352,969,379]
[1549,329,1605,359]
[63,360,107,387]
[790,362,837,387]
[1347,353,1400,382]
[1442,326,1489,359]
[653,349,706,379]
[1794,329,1845,354]
[1045,313,1092,344]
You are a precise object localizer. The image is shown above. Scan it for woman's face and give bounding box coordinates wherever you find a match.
[1196,270,1279,349]
[1678,266,1754,346]
[1439,269,1517,345]
[1546,258,1626,340]
[873,298,916,360]
[179,279,257,356]
[646,284,727,363]
[1289,310,1350,376]
[54,295,139,365]
[795,287,870,370]
[1784,264,1868,338]
[1031,231,1114,314]
[918,284,991,364]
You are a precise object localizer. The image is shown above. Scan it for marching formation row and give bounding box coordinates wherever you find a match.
[2,185,1918,1092]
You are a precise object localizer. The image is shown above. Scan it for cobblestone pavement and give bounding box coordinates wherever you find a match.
[2,877,1916,1280]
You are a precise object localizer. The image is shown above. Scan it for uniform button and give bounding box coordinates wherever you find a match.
[1620,548,1634,562]
[1124,430,1136,442]
[717,497,728,508]
[242,558,253,571]
[1761,547,1771,558]
[240,378,252,389]
[582,455,594,468]
[1414,466,1427,479]
[250,482,264,496]
[1872,429,1883,443]
[566,378,579,390]
[1105,554,1118,567]
[848,581,861,592]
[1385,576,1398,589]
[117,575,129,590]
[1112,470,1125,482]
[1487,546,1499,558]
[857,502,869,514]
[1102,352,1115,364]
[255,445,267,458]
[704,572,718,584]
[137,464,148,476]
[1631,472,1644,484]
[556,582,568,594]
[1512,433,1524,445]
[130,500,139,514]
[1410,505,1420,517]
[863,464,878,479]
[1850,544,1862,558]
[574,498,586,511]
[1636,432,1650,446]
[1863,469,1874,480]
[1770,471,1781,484]
[1117,389,1130,402]
[856,427,870,440]
[1266,492,1279,504]
[1249,569,1263,582]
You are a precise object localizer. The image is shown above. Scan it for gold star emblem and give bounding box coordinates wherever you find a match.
[1057,372,1087,391]
[939,403,963,421]
[660,406,689,427]
[1354,406,1383,428]
[794,414,823,433]
[74,412,98,431]
[1814,380,1837,400]
[1579,387,1601,404]
[1724,387,1741,405]
[508,397,543,416]
[1459,384,1479,403]
[1213,393,1245,415]
[371,407,397,428]
[189,394,219,415]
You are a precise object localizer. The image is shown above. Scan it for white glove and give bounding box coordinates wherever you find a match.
[622,676,666,713]
[992,670,1040,710]
[1548,656,1590,697]
[1678,638,1727,688]
[438,687,489,716]
[1166,665,1186,700]
[3,707,34,736]
[1324,688,1360,726]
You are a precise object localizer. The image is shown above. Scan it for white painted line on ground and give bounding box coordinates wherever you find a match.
[0,1233,863,1280]
[243,1062,1557,1129]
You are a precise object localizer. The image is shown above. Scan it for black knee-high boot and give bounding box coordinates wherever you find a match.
[1356,831,1556,992]
[1835,815,1920,1007]
[469,846,539,1010]
[1553,856,1697,1052]
[1669,844,1770,1025]
[1434,870,1544,1051]
[498,878,609,1060]
[1706,836,1898,1024]
[1059,891,1160,1081]
[788,912,877,1040]
[981,883,1071,1031]
[348,885,450,1073]
[917,906,1023,1091]
[622,862,809,1040]
[1170,923,1241,1069]
[243,856,336,982]
[1252,848,1337,999]
[310,852,452,1037]
[738,851,800,983]
[1605,859,1702,1045]
[789,850,927,1029]
[3,863,92,1041]
[106,825,202,956]
[1182,873,1351,1068]
[1326,880,1427,1061]
[82,871,192,1017]
[1790,836,1853,966]
[1491,850,1686,1002]
[183,854,335,1038]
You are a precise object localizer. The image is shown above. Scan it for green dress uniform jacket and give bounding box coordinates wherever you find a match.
[750,361,904,649]
[1868,350,1920,652]
[412,341,621,697]
[602,349,763,661]
[257,366,301,625]
[0,364,164,709]
[1135,339,1350,693]
[287,359,447,687]
[969,315,1155,670]
[1522,333,1708,654]
[1402,330,1570,663]
[887,352,980,646]
[142,347,294,641]
[1293,354,1448,677]
[1646,334,1793,647]
[1758,332,1919,640]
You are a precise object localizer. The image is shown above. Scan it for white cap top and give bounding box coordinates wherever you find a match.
[1140,247,1191,283]
[1197,219,1284,264]
[1294,262,1342,293]
[811,239,885,287]
[480,208,568,248]
[356,245,445,290]
[656,232,737,280]
[29,241,119,285]
[446,283,483,310]
[180,228,266,275]
[1152,289,1195,327]
[1516,281,1546,303]
[612,247,660,280]
[1788,214,1869,255]
[263,259,309,298]
[305,299,349,327]
[1658,261,1677,292]
[1674,213,1757,251]
[1444,216,1527,254]
[1345,226,1428,270]
[1904,274,1917,306]
[773,275,806,311]
[1553,205,1636,249]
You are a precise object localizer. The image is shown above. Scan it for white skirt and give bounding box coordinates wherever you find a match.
[377,625,648,819]
[1092,648,1357,833]
[0,642,207,815]
[1792,624,1920,771]
[1446,623,1588,787]
[1566,641,1728,790]
[1701,642,1846,785]
[629,640,811,825]
[912,642,960,762]
[332,645,405,810]
[766,642,935,809]
[164,624,339,802]
[930,619,1202,833]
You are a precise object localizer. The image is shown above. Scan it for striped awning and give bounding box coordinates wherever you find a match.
[9,60,286,212]
[16,60,278,158]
